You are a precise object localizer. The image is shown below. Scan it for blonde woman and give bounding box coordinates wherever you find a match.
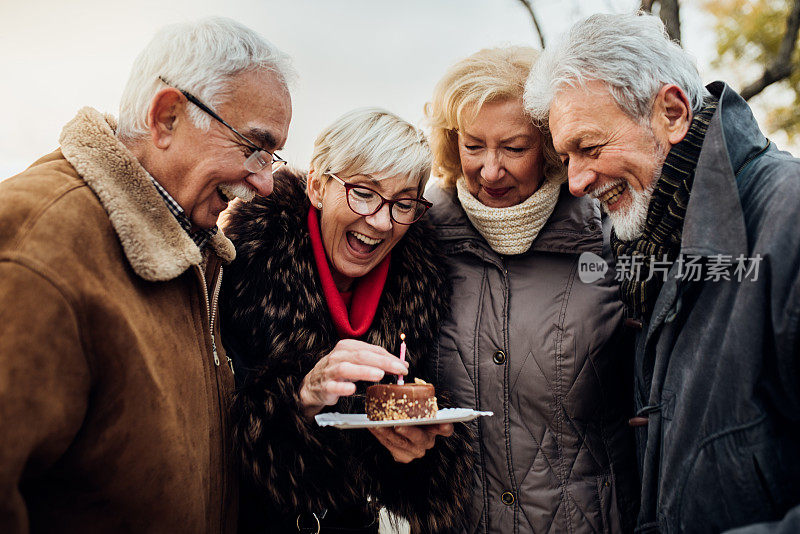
[425,47,639,533]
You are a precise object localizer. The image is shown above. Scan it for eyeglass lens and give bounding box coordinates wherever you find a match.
[347,187,426,224]
[244,150,286,174]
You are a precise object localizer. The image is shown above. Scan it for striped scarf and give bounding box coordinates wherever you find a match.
[611,96,719,319]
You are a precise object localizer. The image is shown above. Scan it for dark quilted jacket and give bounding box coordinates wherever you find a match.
[426,184,640,534]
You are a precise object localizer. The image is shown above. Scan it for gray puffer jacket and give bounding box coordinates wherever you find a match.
[426,184,639,534]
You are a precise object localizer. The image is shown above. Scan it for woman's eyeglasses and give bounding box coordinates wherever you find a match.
[328,174,432,225]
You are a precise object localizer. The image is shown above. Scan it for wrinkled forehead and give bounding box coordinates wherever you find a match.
[220,70,292,147]
[549,82,616,143]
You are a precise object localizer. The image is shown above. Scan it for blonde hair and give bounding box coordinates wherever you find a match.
[425,46,565,189]
[310,107,431,193]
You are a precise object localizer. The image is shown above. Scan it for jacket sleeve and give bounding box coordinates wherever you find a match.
[723,506,800,534]
[360,387,475,534]
[0,262,90,532]
[230,349,365,514]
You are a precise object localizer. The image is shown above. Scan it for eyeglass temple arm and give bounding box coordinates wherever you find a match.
[158,76,261,152]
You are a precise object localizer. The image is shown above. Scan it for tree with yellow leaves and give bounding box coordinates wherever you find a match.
[704,0,800,140]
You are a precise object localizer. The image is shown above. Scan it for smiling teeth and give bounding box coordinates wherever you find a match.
[352,231,382,245]
[594,183,626,205]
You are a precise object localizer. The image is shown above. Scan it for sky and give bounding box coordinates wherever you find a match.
[1,0,786,181]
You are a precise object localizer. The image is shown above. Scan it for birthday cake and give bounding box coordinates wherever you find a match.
[366,378,438,421]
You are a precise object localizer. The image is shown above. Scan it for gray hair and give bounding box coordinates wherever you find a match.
[117,17,296,140]
[311,107,432,193]
[524,12,708,124]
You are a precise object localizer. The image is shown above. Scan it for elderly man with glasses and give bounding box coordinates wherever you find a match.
[0,18,292,533]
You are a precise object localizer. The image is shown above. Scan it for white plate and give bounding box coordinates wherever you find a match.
[315,408,493,429]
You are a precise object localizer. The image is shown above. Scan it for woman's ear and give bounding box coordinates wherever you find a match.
[307,166,324,208]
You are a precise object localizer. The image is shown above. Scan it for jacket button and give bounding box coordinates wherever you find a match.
[493,350,506,365]
[501,491,515,506]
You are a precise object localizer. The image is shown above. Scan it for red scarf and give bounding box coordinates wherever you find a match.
[307,206,390,339]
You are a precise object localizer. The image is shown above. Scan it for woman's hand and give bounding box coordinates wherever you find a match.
[368,423,454,463]
[299,339,408,417]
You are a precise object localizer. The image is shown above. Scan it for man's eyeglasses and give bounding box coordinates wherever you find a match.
[328,173,432,225]
[158,76,286,174]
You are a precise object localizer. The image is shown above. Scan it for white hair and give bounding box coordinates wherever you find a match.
[311,107,432,193]
[117,17,295,140]
[524,12,708,124]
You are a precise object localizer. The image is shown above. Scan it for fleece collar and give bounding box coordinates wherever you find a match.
[59,107,235,282]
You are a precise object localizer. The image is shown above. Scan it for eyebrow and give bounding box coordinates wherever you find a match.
[356,175,419,196]
[461,132,534,144]
[554,128,596,154]
[244,128,281,151]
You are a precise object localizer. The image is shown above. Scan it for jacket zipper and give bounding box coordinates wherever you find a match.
[197,264,230,373]
[196,262,232,532]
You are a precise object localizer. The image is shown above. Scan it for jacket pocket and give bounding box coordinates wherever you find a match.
[676,416,776,532]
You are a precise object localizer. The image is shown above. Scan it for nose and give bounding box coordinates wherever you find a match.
[567,160,596,198]
[246,166,274,197]
[480,150,505,184]
[365,203,393,233]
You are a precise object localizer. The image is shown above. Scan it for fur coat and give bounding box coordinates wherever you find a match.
[219,168,474,533]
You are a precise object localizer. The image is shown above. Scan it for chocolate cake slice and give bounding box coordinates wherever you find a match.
[366,379,438,420]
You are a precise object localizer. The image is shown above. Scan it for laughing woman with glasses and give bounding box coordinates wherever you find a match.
[219,108,472,533]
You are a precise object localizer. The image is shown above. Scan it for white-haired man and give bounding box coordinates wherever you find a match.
[526,12,800,534]
[0,18,292,532]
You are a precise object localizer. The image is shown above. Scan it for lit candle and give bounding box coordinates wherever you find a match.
[398,333,406,385]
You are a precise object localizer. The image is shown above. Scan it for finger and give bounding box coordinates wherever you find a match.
[327,361,387,383]
[333,341,410,370]
[335,339,396,357]
[429,423,454,437]
[311,380,356,406]
[329,353,407,377]
[396,425,436,450]
[370,428,425,463]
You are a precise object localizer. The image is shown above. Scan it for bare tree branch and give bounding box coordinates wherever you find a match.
[640,0,681,43]
[658,0,682,44]
[740,0,800,100]
[517,0,546,49]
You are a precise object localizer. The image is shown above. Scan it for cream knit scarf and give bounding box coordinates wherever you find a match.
[456,176,561,255]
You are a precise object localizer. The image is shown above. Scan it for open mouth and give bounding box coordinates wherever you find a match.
[593,183,626,208]
[346,231,383,255]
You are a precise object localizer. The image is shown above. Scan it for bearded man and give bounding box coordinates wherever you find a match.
[525,12,800,534]
[0,17,292,532]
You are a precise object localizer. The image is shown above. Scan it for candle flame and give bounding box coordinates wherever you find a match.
[400,332,405,341]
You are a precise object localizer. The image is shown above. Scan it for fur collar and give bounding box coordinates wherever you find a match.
[59,107,235,282]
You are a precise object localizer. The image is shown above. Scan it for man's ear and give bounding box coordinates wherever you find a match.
[651,84,692,146]
[146,88,185,150]
[307,166,324,207]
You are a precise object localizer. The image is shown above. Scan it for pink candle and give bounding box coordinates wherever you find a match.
[398,333,406,385]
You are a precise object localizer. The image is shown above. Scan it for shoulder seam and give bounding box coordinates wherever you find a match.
[10,181,89,252]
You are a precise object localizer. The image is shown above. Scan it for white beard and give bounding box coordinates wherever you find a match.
[604,136,668,242]
[604,181,656,241]
[219,183,256,203]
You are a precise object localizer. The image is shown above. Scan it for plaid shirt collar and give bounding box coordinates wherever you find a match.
[149,176,217,250]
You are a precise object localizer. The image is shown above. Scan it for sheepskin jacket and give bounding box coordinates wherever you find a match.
[219,169,474,533]
[0,107,239,533]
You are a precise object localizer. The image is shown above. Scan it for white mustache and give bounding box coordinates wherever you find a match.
[219,183,256,202]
